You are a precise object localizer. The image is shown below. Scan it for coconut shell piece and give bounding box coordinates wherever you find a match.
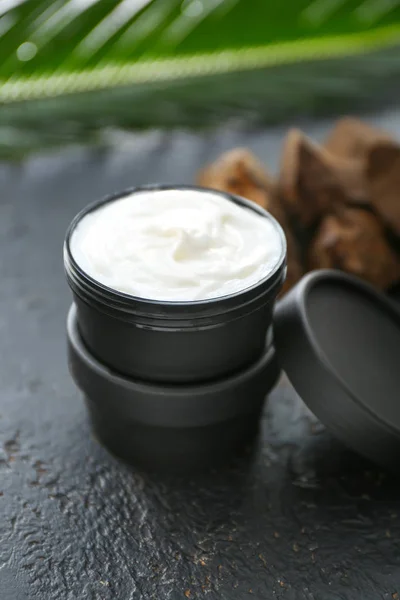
[197,148,273,210]
[324,117,392,161]
[279,129,365,228]
[366,142,400,237]
[197,147,303,294]
[308,206,400,290]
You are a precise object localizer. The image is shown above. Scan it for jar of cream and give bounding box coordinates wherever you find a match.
[64,185,286,383]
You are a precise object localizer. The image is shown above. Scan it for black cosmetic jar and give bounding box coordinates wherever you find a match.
[67,304,281,471]
[64,185,286,383]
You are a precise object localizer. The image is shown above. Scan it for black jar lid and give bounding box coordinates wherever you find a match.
[273,269,400,470]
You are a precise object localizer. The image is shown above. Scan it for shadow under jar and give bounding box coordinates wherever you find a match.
[64,185,286,383]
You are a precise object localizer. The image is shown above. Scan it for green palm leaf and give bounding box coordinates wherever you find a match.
[1,0,400,157]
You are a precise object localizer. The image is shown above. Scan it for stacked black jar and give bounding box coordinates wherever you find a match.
[64,185,287,471]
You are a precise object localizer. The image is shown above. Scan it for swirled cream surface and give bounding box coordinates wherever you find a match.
[70,189,283,301]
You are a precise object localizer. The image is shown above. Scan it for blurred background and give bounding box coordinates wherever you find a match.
[1,0,400,158]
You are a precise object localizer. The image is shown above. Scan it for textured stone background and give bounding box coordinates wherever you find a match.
[1,111,400,599]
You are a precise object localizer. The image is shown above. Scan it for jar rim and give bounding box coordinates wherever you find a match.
[64,184,287,320]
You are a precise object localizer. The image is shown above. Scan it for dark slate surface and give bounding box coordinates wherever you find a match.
[1,111,400,600]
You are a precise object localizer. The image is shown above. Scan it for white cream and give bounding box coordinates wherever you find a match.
[70,189,283,301]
